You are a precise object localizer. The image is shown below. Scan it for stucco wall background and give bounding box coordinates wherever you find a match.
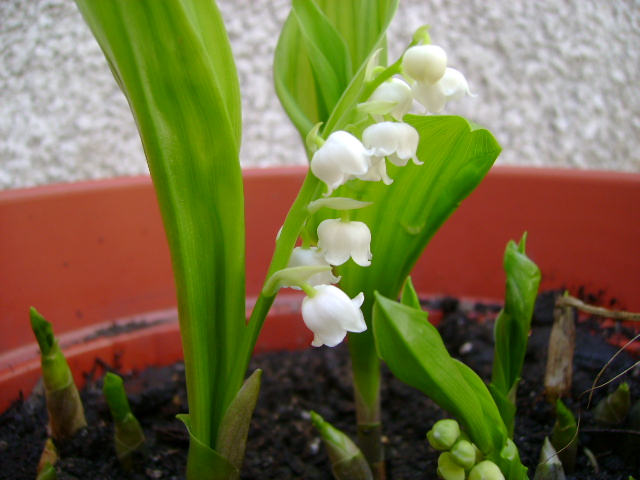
[1,0,639,190]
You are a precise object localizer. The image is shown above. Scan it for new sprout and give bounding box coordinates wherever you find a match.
[29,307,86,440]
[102,372,147,469]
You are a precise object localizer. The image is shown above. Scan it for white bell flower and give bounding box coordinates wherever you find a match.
[287,247,340,287]
[362,122,422,167]
[301,285,366,347]
[367,78,413,121]
[412,68,473,114]
[402,44,447,85]
[310,131,370,196]
[317,219,372,267]
[355,155,394,185]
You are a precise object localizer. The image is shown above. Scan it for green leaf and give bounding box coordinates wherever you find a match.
[373,292,528,479]
[400,277,421,310]
[490,233,541,421]
[274,0,398,139]
[318,116,499,306]
[373,292,495,454]
[74,0,246,454]
[292,0,352,116]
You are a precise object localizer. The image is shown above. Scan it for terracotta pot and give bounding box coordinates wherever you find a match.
[1,166,639,413]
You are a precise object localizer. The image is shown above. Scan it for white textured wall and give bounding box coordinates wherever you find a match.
[1,0,639,190]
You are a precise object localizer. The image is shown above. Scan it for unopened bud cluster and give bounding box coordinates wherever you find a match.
[427,419,505,480]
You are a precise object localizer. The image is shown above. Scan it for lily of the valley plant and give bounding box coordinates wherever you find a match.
[74,0,502,478]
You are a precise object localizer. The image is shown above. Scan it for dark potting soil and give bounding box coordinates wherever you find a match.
[1,291,639,479]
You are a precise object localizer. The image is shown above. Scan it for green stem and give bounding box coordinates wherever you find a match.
[242,171,321,370]
[357,34,423,105]
[348,325,385,480]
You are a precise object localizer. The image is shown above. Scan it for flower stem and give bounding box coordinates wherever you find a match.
[243,170,321,369]
[349,326,385,480]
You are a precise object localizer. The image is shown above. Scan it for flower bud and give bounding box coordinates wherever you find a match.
[437,452,465,480]
[402,44,448,85]
[367,78,413,121]
[450,439,477,470]
[468,460,505,480]
[427,419,460,451]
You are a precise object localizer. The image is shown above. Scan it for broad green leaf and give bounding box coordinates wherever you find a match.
[292,0,352,118]
[491,233,541,422]
[455,362,527,479]
[274,0,398,139]
[74,0,246,451]
[373,292,494,454]
[373,293,528,479]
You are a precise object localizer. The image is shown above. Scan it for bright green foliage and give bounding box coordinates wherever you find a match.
[373,292,528,479]
[311,411,373,480]
[73,0,248,476]
[400,277,422,310]
[275,0,398,137]
[490,233,541,435]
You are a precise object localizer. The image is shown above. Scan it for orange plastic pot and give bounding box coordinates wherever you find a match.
[1,166,639,412]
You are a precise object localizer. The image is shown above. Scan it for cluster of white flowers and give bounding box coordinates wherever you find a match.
[290,39,472,347]
[287,218,371,347]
